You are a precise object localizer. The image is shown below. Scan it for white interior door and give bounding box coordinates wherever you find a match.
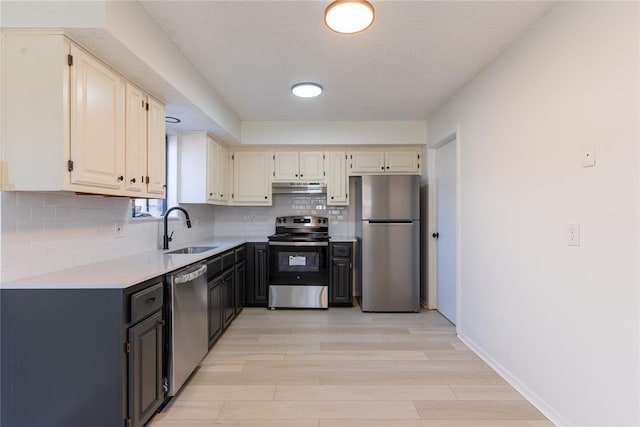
[435,139,457,324]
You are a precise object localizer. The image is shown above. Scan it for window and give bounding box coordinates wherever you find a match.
[131,135,178,219]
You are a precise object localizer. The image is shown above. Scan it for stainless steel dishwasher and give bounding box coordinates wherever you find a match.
[166,263,208,396]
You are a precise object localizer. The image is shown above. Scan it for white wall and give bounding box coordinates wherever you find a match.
[241,120,426,146]
[426,2,639,426]
[1,192,216,282]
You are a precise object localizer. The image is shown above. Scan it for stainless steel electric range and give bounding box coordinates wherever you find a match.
[267,215,329,309]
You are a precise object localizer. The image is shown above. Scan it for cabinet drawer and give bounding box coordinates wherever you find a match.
[331,243,352,258]
[221,251,235,270]
[131,283,163,323]
[235,246,246,263]
[207,256,223,279]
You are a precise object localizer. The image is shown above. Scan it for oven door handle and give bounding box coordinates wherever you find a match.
[268,241,329,247]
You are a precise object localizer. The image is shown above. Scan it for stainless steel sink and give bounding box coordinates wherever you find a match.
[165,246,217,255]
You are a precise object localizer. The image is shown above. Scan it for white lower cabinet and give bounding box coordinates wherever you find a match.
[231,151,273,205]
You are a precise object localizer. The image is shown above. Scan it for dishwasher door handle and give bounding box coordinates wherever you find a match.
[173,264,207,284]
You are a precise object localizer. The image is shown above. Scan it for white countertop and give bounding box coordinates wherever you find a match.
[331,236,358,242]
[1,236,268,290]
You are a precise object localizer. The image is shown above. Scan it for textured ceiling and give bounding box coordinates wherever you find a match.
[140,0,556,122]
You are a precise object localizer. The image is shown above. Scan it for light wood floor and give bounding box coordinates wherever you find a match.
[150,307,554,427]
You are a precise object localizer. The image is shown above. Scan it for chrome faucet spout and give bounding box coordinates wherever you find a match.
[163,207,192,250]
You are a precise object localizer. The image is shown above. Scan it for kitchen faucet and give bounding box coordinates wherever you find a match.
[163,206,192,250]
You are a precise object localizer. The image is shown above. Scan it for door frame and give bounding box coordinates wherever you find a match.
[427,126,462,330]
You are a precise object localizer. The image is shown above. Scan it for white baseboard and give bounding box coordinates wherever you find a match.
[457,331,570,427]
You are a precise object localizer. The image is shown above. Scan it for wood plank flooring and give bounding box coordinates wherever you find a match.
[150,307,554,427]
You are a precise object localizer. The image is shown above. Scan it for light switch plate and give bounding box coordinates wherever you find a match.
[582,146,595,167]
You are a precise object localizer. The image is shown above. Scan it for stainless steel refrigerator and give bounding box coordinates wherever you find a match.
[356,175,420,312]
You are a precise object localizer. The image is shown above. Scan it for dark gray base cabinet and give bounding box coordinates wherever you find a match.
[245,242,269,307]
[128,310,164,427]
[207,244,246,346]
[329,242,354,306]
[0,276,166,427]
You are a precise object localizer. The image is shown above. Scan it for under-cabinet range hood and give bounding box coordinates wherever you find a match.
[272,182,327,194]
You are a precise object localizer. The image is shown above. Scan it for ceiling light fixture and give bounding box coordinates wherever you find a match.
[324,0,375,34]
[291,82,324,98]
[165,116,181,124]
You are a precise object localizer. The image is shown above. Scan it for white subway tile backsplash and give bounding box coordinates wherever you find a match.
[1,192,217,282]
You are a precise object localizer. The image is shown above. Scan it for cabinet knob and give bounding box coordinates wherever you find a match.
[331,196,334,200]
[386,166,389,169]
[130,178,136,183]
[300,174,303,178]
[118,175,124,181]
[220,194,224,197]
[264,196,268,199]
[381,166,384,170]
[209,193,213,196]
[295,174,298,177]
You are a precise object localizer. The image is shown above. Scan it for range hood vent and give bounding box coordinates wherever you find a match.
[272,182,327,194]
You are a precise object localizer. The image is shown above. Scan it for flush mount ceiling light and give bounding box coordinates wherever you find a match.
[291,82,324,98]
[324,0,375,34]
[165,116,181,124]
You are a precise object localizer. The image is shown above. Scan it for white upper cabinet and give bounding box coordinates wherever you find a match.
[146,97,166,196]
[1,32,166,197]
[179,133,227,205]
[231,151,273,205]
[348,148,421,175]
[125,82,148,194]
[325,151,349,206]
[68,43,125,190]
[348,151,385,174]
[125,83,166,197]
[273,151,324,181]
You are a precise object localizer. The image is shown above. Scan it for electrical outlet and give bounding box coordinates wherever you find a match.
[114,221,125,238]
[567,223,580,246]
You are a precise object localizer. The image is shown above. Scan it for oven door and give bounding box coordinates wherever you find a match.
[268,241,329,286]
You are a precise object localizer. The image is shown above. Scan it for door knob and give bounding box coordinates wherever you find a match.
[432,232,439,239]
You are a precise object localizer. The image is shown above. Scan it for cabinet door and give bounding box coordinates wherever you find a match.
[217,144,229,202]
[146,96,166,195]
[208,277,223,346]
[206,138,219,201]
[273,152,299,181]
[235,260,246,314]
[299,152,325,180]
[330,258,352,305]
[385,150,420,173]
[245,243,268,306]
[222,269,235,328]
[349,151,385,174]
[128,311,163,427]
[124,82,147,193]
[69,44,125,190]
[326,151,348,206]
[232,152,272,205]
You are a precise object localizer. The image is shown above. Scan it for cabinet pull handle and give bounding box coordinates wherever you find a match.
[118,175,124,181]
[145,297,156,305]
